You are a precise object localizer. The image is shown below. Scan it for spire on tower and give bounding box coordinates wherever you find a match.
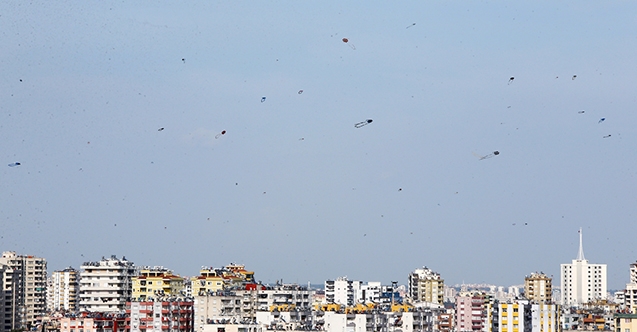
[576,227,586,261]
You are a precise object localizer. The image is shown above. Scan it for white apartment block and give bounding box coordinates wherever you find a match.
[47,267,79,311]
[624,262,637,313]
[325,277,361,306]
[409,267,444,305]
[560,229,607,307]
[360,281,381,303]
[0,263,8,332]
[0,251,47,330]
[79,255,137,312]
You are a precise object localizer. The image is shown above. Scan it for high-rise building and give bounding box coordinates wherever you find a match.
[324,277,361,306]
[132,267,185,301]
[524,272,552,303]
[79,255,137,312]
[0,263,8,331]
[47,267,79,312]
[0,251,48,330]
[560,228,607,307]
[455,292,492,332]
[623,262,637,313]
[408,267,444,305]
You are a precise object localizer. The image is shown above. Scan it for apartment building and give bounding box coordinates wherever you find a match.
[560,228,607,306]
[455,292,492,332]
[59,312,127,332]
[524,272,552,304]
[191,264,254,297]
[47,267,79,311]
[79,255,137,312]
[493,301,560,332]
[0,263,7,331]
[624,262,637,313]
[128,300,194,332]
[409,266,444,305]
[324,277,361,306]
[132,267,185,300]
[0,251,47,330]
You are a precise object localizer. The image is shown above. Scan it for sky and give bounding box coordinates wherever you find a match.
[1,1,637,290]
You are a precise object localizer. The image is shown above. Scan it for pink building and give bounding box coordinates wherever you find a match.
[60,312,127,332]
[455,293,487,332]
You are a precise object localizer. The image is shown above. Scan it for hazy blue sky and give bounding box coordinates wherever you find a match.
[2,1,637,289]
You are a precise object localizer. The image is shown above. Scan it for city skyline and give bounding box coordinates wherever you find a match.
[8,230,633,293]
[2,1,637,290]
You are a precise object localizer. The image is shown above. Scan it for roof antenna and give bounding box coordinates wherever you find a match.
[576,227,586,261]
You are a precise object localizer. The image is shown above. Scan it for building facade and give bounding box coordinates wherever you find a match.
[624,262,637,313]
[493,301,560,332]
[132,267,185,301]
[325,277,361,306]
[0,251,47,330]
[409,267,444,305]
[455,292,492,332]
[128,300,194,332]
[560,229,607,307]
[524,272,552,304]
[47,267,79,312]
[79,255,137,312]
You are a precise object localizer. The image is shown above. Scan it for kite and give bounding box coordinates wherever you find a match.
[298,90,303,94]
[261,96,266,103]
[342,38,356,50]
[354,119,373,128]
[215,130,227,139]
[572,75,577,80]
[474,151,500,160]
[158,127,165,131]
[8,162,21,167]
[598,118,605,123]
[406,23,416,29]
[577,110,585,114]
[603,135,611,138]
[508,77,515,85]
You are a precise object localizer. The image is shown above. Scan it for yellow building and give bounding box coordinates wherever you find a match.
[191,264,255,296]
[615,313,637,332]
[132,267,185,300]
[191,268,225,296]
[524,272,552,303]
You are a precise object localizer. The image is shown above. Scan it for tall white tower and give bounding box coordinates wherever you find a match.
[560,228,607,306]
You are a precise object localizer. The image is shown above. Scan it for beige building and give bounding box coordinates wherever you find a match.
[524,272,552,303]
[0,251,47,330]
[47,267,79,312]
[132,267,185,300]
[408,266,444,304]
[615,313,637,332]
